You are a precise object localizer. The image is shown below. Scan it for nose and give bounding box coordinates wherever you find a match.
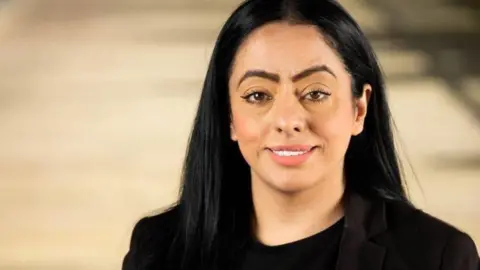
[272,97,307,135]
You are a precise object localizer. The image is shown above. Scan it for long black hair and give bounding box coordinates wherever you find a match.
[170,0,409,269]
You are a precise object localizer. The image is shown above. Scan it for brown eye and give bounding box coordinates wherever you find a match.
[242,91,272,104]
[303,89,330,102]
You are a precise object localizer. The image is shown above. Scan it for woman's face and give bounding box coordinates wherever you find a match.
[229,22,370,194]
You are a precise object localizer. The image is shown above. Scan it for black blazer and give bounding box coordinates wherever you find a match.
[123,193,480,270]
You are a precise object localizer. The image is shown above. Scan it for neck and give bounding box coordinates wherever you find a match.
[251,171,345,246]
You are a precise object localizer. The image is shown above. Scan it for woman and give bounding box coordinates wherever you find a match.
[122,0,480,269]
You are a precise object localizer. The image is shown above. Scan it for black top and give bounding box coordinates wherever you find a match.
[122,193,480,270]
[240,218,344,270]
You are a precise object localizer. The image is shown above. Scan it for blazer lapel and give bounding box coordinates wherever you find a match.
[335,193,387,270]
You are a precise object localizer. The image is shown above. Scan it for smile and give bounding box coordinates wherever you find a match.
[267,145,316,166]
[271,150,310,157]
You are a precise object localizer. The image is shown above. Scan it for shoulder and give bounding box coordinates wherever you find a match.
[382,200,479,269]
[130,206,180,239]
[122,206,180,270]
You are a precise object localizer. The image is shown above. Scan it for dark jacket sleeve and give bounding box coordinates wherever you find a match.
[122,217,149,270]
[440,231,480,270]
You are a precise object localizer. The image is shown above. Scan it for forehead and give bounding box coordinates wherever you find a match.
[230,22,347,82]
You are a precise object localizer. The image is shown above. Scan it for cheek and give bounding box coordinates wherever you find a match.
[312,99,355,145]
[231,112,265,144]
[231,112,268,166]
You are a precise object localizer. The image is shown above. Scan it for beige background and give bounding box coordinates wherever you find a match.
[0,0,479,269]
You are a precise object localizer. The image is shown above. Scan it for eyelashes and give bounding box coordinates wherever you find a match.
[302,89,331,102]
[240,91,272,104]
[240,89,331,105]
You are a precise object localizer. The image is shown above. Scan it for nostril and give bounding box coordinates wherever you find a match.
[294,127,301,132]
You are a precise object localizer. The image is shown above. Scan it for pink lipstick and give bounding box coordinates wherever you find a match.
[267,145,315,166]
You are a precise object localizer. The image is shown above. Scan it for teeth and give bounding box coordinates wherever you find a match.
[272,150,308,156]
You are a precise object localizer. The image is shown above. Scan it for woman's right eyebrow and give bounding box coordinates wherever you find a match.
[237,70,280,87]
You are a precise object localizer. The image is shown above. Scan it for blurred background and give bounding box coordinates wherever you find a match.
[0,0,479,269]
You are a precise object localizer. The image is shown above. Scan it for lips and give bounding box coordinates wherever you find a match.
[266,145,316,166]
[271,150,310,156]
[268,145,315,152]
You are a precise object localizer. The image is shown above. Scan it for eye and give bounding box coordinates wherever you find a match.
[241,91,272,104]
[303,89,330,102]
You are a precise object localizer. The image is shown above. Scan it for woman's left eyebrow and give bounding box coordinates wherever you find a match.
[291,65,337,82]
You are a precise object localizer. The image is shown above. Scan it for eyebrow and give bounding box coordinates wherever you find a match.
[237,70,280,87]
[292,65,337,81]
[237,65,337,88]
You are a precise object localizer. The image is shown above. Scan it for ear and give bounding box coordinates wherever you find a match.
[230,123,238,141]
[352,84,372,136]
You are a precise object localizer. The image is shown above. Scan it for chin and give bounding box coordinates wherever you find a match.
[262,171,321,194]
